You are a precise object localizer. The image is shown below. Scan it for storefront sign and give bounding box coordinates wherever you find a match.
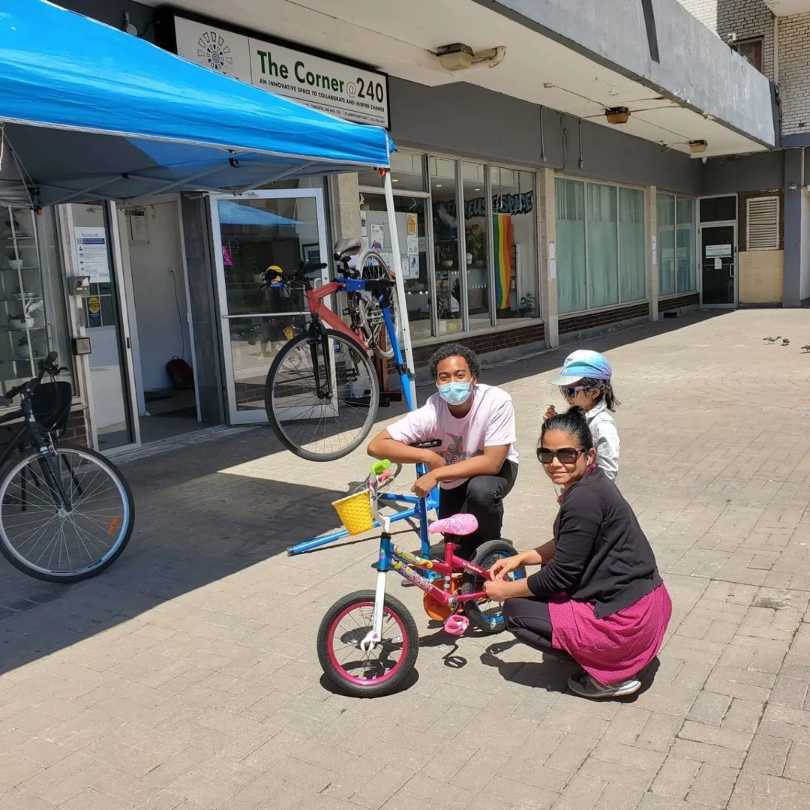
[74,227,110,283]
[442,191,534,221]
[173,16,389,128]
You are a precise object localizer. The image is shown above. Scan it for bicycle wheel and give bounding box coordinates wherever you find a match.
[0,445,134,583]
[265,329,380,462]
[359,250,399,361]
[317,590,419,698]
[461,539,525,634]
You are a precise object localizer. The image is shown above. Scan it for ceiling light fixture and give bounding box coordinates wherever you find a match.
[435,43,506,71]
[605,107,631,125]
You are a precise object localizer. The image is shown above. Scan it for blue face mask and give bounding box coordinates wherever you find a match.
[437,381,472,406]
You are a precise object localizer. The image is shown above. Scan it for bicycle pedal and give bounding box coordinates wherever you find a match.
[443,614,469,637]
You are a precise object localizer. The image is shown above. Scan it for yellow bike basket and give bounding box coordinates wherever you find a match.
[331,490,374,535]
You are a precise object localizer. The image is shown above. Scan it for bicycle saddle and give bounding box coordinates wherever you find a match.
[428,514,478,536]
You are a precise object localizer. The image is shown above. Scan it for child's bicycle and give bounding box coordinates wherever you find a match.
[317,460,525,698]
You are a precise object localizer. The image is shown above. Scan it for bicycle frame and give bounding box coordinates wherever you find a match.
[287,274,431,556]
[361,513,489,650]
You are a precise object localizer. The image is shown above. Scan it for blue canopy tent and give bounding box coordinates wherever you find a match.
[217,201,299,228]
[0,0,415,386]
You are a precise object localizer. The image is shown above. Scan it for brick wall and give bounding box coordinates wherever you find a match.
[62,407,89,447]
[677,1,775,80]
[678,0,719,32]
[558,303,649,335]
[412,323,546,366]
[777,13,810,135]
[659,293,700,311]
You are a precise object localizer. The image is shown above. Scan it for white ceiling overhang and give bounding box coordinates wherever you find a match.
[141,0,773,158]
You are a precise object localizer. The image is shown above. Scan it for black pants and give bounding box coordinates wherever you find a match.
[437,460,517,558]
[503,597,575,662]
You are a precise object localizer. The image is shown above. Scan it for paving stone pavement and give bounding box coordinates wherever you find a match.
[1,309,810,809]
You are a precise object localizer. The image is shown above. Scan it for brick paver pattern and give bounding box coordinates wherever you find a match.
[1,309,810,809]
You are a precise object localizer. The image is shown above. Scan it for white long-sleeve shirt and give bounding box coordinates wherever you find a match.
[586,401,620,481]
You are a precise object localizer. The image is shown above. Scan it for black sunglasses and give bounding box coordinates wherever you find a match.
[537,446,583,465]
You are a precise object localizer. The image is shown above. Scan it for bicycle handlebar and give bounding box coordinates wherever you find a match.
[3,351,64,403]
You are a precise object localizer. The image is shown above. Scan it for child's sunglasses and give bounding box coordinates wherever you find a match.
[559,384,591,398]
[537,447,583,465]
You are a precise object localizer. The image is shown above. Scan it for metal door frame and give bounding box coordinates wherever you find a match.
[698,219,737,308]
[210,188,329,425]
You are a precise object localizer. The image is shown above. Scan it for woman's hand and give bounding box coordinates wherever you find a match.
[483,579,514,602]
[544,404,557,422]
[489,553,525,581]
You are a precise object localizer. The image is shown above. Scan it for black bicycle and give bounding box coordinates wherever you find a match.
[0,353,134,582]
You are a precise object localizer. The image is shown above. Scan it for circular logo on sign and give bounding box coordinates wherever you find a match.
[196,30,233,72]
[88,296,101,315]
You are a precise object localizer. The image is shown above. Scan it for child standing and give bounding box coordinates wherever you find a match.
[544,349,620,481]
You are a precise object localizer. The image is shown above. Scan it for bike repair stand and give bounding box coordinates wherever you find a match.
[286,305,437,557]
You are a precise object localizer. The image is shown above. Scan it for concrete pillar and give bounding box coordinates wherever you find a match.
[783,149,804,307]
[539,168,559,348]
[327,173,362,243]
[646,185,659,320]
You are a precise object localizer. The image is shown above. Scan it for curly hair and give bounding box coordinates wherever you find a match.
[429,343,481,380]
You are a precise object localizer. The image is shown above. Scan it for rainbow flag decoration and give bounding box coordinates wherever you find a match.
[493,214,514,309]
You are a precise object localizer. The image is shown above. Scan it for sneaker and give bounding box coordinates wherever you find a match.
[567,670,641,699]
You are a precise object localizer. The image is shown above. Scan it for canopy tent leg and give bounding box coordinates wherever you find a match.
[383,169,416,408]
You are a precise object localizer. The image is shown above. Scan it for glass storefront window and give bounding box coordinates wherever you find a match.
[676,197,696,293]
[357,151,426,192]
[657,192,676,295]
[587,183,619,308]
[493,167,538,321]
[462,162,490,330]
[557,178,647,314]
[360,193,432,342]
[556,178,587,314]
[430,157,462,335]
[358,151,541,340]
[619,188,646,302]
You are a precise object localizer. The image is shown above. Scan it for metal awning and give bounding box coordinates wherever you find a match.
[0,0,393,206]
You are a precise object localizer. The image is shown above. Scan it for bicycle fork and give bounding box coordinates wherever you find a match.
[361,516,393,653]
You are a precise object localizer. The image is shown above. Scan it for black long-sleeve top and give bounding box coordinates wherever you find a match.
[527,469,662,618]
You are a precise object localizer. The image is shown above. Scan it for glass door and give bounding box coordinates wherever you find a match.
[211,189,329,425]
[701,224,736,306]
[67,202,139,450]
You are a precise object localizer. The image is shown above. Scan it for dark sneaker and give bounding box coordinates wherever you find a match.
[567,670,641,699]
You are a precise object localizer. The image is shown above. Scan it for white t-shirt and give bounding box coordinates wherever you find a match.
[587,401,620,481]
[387,383,519,489]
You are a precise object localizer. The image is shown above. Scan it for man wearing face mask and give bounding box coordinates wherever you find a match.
[367,344,518,558]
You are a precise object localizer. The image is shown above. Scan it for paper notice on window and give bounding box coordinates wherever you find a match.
[549,259,557,280]
[74,227,110,283]
[370,223,384,251]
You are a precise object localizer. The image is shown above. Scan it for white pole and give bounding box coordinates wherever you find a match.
[383,170,417,405]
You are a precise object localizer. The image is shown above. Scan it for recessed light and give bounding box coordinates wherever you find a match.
[435,183,443,188]
[474,187,481,191]
[392,178,399,183]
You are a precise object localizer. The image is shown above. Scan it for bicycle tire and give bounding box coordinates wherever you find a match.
[0,444,134,583]
[264,329,380,462]
[317,589,419,698]
[359,250,399,361]
[461,539,525,634]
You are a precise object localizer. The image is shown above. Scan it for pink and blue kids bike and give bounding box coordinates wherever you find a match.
[317,460,524,698]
